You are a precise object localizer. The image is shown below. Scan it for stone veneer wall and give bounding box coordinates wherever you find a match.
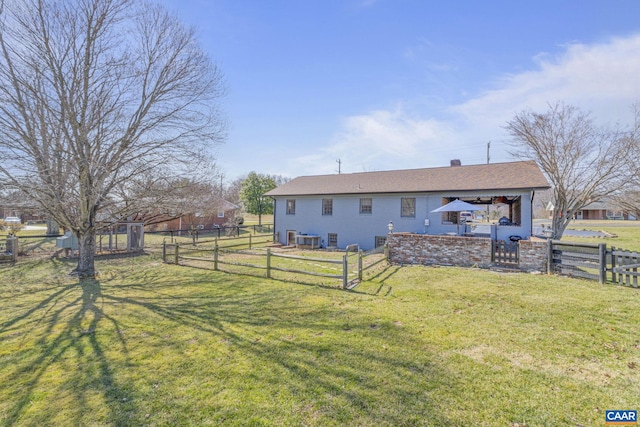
[387,233,493,268]
[387,233,548,272]
[518,239,549,272]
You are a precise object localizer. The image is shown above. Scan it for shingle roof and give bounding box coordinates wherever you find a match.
[266,160,550,197]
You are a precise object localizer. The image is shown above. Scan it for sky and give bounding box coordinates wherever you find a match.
[160,0,640,183]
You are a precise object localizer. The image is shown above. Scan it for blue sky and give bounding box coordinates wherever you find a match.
[161,0,640,182]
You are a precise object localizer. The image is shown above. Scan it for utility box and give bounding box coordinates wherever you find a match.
[56,231,79,251]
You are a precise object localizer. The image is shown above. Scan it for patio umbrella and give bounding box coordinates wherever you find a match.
[431,199,479,235]
[430,199,479,213]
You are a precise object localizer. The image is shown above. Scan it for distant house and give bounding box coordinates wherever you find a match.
[0,205,46,224]
[574,201,625,220]
[266,160,550,251]
[143,199,240,232]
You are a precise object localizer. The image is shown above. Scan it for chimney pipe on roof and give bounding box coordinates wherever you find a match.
[450,159,461,167]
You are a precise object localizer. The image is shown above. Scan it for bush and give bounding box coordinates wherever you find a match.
[0,220,24,235]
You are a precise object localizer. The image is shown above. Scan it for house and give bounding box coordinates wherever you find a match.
[574,201,625,220]
[546,200,633,221]
[266,160,550,251]
[143,199,241,232]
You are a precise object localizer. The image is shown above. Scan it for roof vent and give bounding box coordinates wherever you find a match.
[450,159,462,167]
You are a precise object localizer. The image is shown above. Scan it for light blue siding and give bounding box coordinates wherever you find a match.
[273,190,535,250]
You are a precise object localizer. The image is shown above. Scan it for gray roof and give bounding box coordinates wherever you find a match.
[266,160,550,197]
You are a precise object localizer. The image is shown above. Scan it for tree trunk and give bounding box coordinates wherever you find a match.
[551,210,571,239]
[76,230,97,279]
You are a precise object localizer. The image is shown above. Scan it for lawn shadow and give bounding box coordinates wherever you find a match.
[1,278,141,426]
[2,264,454,425]
[177,259,350,292]
[92,269,454,425]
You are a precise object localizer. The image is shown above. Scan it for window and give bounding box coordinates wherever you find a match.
[328,233,338,247]
[286,199,296,215]
[359,198,372,214]
[322,199,333,215]
[217,210,225,218]
[375,236,387,248]
[401,197,416,217]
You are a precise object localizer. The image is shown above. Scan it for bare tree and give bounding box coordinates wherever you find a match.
[506,102,638,239]
[611,164,640,220]
[127,175,229,228]
[0,0,225,277]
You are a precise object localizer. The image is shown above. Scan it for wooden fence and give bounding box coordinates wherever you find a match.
[163,237,388,289]
[149,223,273,243]
[0,236,18,263]
[548,240,638,287]
[492,239,519,266]
[611,247,640,287]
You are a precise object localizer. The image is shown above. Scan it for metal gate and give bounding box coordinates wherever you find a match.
[492,239,519,266]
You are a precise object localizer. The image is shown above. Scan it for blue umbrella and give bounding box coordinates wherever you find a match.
[431,199,479,235]
[431,199,479,213]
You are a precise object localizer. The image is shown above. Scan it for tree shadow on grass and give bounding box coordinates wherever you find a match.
[178,257,404,298]
[178,259,352,293]
[2,266,456,425]
[0,278,139,426]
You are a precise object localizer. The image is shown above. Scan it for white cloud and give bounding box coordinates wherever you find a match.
[290,107,457,175]
[455,34,640,127]
[446,34,640,165]
[288,33,640,177]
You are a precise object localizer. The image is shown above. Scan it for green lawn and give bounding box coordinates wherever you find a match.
[564,220,640,252]
[1,252,639,426]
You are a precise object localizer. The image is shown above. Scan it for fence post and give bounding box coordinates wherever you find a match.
[598,243,607,284]
[6,236,18,262]
[358,249,363,281]
[611,246,617,283]
[266,248,271,279]
[174,243,179,264]
[342,254,348,289]
[249,234,252,249]
[214,242,218,271]
[384,242,389,261]
[162,241,166,263]
[546,239,553,275]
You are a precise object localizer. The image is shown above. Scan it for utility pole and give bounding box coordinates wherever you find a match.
[336,158,341,174]
[486,141,491,222]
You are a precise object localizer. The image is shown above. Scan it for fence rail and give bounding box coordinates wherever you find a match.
[148,223,273,243]
[549,240,636,286]
[611,248,640,287]
[164,238,388,289]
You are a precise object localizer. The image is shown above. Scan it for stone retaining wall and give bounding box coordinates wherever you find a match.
[387,233,493,268]
[387,233,548,272]
[518,239,549,272]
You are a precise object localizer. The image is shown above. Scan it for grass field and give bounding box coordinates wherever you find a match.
[565,220,640,252]
[1,250,639,426]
